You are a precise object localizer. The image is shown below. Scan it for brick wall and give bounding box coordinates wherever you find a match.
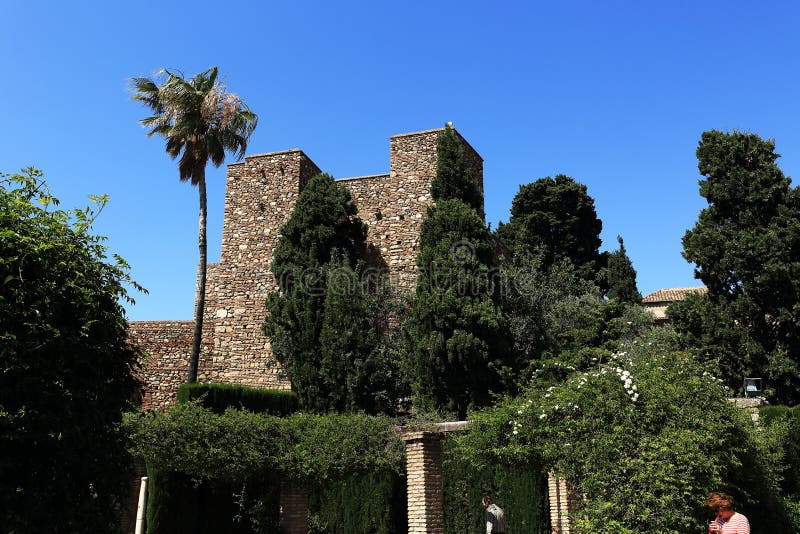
[403,431,445,534]
[548,473,578,534]
[279,482,309,534]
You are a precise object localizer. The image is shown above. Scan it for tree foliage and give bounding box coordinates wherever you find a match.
[604,235,642,303]
[411,126,510,418]
[270,173,366,284]
[674,130,800,402]
[264,174,402,414]
[126,403,405,484]
[131,66,258,383]
[497,174,603,282]
[453,328,791,533]
[499,252,651,391]
[0,168,142,532]
[430,125,483,212]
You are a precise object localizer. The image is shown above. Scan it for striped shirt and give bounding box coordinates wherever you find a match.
[713,512,750,534]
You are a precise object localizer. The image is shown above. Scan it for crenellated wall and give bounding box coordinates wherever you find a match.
[130,127,484,410]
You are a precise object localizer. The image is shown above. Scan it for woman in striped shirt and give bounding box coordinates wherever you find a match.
[707,492,750,534]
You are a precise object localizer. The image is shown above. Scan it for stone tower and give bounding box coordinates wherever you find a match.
[130,127,484,410]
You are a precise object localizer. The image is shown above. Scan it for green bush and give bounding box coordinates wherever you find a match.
[452,328,792,532]
[442,438,549,534]
[309,471,406,534]
[759,404,792,424]
[0,169,143,532]
[176,383,298,415]
[761,405,800,496]
[146,465,280,534]
[127,404,406,533]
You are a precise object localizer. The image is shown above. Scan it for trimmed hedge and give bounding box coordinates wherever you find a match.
[145,466,280,534]
[309,471,407,534]
[442,439,549,534]
[176,383,298,415]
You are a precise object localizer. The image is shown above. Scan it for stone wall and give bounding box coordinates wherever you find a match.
[206,149,321,389]
[128,321,201,410]
[130,127,484,408]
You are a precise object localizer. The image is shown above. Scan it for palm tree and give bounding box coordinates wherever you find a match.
[131,67,258,382]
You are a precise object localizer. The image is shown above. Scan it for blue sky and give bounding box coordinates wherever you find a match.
[3,1,799,320]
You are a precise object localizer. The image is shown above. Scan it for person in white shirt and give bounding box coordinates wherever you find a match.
[481,495,506,534]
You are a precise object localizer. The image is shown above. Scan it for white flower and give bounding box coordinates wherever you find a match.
[512,429,519,435]
[539,413,547,420]
[631,385,637,392]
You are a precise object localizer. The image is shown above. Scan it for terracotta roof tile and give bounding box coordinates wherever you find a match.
[641,287,707,304]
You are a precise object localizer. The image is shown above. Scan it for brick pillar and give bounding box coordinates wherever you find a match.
[548,472,577,534]
[120,458,147,533]
[402,431,444,534]
[279,481,309,534]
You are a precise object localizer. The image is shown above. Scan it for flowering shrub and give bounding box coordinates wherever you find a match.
[455,328,790,532]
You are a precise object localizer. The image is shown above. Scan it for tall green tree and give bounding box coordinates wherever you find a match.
[497,175,603,282]
[431,125,483,213]
[0,169,143,531]
[674,130,800,402]
[411,126,510,417]
[131,67,257,383]
[265,173,402,413]
[604,235,642,304]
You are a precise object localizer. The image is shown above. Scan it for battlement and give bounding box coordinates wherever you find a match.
[131,127,483,409]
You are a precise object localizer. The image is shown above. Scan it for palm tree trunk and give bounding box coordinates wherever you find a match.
[188,174,207,383]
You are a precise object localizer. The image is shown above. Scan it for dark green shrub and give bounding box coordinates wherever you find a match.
[176,383,298,415]
[442,439,549,534]
[146,465,280,534]
[0,169,142,532]
[759,404,792,424]
[309,471,407,534]
[761,405,800,495]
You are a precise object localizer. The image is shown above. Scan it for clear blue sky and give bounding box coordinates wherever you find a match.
[3,1,799,320]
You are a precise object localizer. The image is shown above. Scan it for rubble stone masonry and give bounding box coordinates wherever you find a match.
[130,127,483,410]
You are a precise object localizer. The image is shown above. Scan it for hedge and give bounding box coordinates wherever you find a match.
[761,405,800,495]
[442,439,549,534]
[309,471,407,534]
[176,383,298,415]
[145,466,280,534]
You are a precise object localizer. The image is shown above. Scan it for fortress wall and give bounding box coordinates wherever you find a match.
[207,150,321,389]
[132,127,483,406]
[129,320,198,410]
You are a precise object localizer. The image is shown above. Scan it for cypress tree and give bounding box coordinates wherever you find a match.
[411,126,510,417]
[604,235,642,304]
[265,173,392,412]
[430,125,483,213]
